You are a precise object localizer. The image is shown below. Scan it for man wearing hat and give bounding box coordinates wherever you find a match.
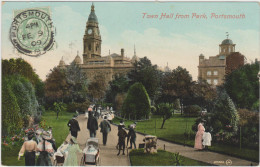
[67,116,81,138]
[99,116,111,145]
[87,110,98,137]
[18,132,37,166]
[117,121,127,155]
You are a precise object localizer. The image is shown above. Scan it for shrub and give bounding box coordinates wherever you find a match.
[183,105,201,117]
[67,100,91,113]
[2,77,23,136]
[238,109,259,147]
[210,88,239,138]
[122,82,151,120]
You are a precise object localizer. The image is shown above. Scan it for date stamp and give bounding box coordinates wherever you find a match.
[10,7,55,57]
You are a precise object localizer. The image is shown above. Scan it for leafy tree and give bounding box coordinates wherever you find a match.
[224,63,259,110]
[105,75,129,108]
[66,62,88,103]
[2,77,23,136]
[2,58,45,103]
[122,82,151,120]
[191,79,217,111]
[157,103,174,129]
[160,66,194,114]
[45,67,70,104]
[128,57,161,103]
[53,102,66,119]
[88,74,107,102]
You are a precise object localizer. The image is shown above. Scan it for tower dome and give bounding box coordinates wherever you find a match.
[59,59,66,66]
[221,39,233,45]
[74,52,82,64]
[88,4,98,22]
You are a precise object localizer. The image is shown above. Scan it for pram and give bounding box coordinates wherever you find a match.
[53,142,69,166]
[81,138,100,166]
[53,152,65,166]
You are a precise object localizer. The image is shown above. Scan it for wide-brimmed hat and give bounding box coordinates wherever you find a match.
[71,136,77,144]
[42,131,51,140]
[119,120,124,126]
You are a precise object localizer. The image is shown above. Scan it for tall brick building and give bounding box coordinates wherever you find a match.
[198,37,245,86]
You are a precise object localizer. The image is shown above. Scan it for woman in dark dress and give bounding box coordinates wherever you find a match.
[18,132,37,166]
[36,131,54,166]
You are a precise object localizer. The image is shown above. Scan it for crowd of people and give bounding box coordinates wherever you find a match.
[18,105,137,166]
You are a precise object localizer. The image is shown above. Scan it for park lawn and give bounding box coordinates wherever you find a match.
[113,115,259,162]
[41,110,74,147]
[129,149,210,166]
[1,111,74,166]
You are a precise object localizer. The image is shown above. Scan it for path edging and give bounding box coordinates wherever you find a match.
[112,122,258,164]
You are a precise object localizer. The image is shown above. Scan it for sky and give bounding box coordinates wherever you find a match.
[1,1,259,81]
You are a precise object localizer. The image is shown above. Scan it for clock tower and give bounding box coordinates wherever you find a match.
[83,4,102,63]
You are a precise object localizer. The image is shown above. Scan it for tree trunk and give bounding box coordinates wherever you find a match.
[161,119,166,129]
[56,111,59,120]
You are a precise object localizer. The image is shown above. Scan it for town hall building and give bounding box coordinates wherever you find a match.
[58,4,138,85]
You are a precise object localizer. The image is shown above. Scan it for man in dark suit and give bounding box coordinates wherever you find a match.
[67,115,81,138]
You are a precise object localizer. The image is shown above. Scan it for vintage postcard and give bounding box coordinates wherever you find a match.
[1,1,259,166]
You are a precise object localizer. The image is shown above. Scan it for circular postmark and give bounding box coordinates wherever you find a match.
[10,9,55,57]
[226,159,232,165]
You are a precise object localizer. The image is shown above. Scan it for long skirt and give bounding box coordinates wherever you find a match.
[36,151,52,166]
[194,132,203,150]
[25,151,35,166]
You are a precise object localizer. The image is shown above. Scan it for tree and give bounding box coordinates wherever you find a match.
[2,58,44,103]
[105,75,129,109]
[157,103,174,129]
[160,66,194,114]
[66,62,88,103]
[211,88,239,137]
[53,102,66,119]
[2,77,23,136]
[191,79,217,111]
[128,57,161,103]
[88,74,107,102]
[224,63,259,110]
[122,82,151,120]
[45,67,70,104]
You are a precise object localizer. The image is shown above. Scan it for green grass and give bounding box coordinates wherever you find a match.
[113,115,259,162]
[130,149,210,166]
[41,111,74,147]
[1,111,74,166]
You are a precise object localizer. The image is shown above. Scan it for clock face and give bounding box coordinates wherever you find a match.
[88,29,92,34]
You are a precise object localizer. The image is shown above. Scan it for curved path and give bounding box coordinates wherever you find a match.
[64,115,257,166]
[65,115,130,166]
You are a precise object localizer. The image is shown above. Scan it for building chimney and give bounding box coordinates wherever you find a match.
[121,48,124,57]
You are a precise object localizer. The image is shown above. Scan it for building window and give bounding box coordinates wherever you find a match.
[207,79,211,84]
[213,71,218,75]
[213,79,218,85]
[207,71,212,76]
[88,44,91,51]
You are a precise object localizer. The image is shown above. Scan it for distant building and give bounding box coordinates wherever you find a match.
[198,36,245,86]
[58,4,137,85]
